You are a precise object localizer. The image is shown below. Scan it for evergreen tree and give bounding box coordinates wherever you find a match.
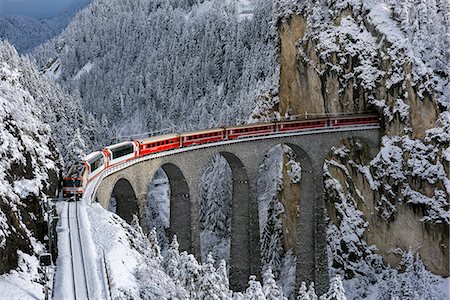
[196,253,231,300]
[307,282,318,300]
[319,275,347,300]
[148,227,163,266]
[165,235,180,279]
[217,259,230,292]
[244,275,266,300]
[64,127,86,176]
[178,251,201,298]
[261,196,285,276]
[297,282,310,300]
[262,268,286,300]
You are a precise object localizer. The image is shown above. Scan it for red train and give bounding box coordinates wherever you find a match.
[75,114,379,194]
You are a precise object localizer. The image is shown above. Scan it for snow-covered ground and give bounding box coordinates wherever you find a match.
[0,252,49,300]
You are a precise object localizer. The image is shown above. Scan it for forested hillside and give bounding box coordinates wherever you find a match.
[34,0,278,139]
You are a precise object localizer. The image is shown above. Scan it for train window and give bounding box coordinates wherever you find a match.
[89,155,104,172]
[112,144,134,159]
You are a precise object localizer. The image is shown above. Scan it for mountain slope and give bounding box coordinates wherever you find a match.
[0,41,61,298]
[34,0,278,139]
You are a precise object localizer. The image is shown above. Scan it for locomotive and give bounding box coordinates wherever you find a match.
[69,114,380,198]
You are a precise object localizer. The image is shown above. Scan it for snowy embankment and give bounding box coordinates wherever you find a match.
[86,203,185,299]
[0,252,47,299]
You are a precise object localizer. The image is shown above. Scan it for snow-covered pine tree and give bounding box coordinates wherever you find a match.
[196,253,231,300]
[63,127,86,176]
[307,282,318,300]
[376,268,400,300]
[148,227,163,266]
[319,275,347,300]
[217,259,230,292]
[165,235,180,279]
[244,275,266,300]
[260,195,285,276]
[297,282,310,300]
[262,268,287,300]
[178,251,201,298]
[413,253,439,298]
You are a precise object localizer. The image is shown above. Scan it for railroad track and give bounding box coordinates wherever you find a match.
[68,201,91,300]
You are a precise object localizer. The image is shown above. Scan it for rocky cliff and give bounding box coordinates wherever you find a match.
[274,0,449,284]
[0,41,60,278]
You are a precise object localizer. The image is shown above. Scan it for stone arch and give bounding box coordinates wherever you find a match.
[111,178,139,224]
[257,142,316,290]
[216,151,253,292]
[159,163,191,253]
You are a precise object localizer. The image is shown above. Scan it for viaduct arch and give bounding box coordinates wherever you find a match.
[93,127,380,294]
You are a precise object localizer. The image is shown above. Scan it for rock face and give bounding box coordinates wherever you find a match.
[275,0,449,278]
[0,41,60,274]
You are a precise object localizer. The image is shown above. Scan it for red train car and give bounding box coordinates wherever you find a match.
[278,118,328,132]
[180,128,224,147]
[226,123,275,140]
[138,134,180,156]
[332,115,379,127]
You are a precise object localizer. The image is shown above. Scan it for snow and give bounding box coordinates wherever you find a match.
[72,61,94,81]
[0,41,60,300]
[0,252,51,299]
[238,0,254,21]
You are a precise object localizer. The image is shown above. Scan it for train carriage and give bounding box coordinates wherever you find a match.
[278,118,328,132]
[180,128,225,147]
[332,115,380,127]
[83,151,107,182]
[138,133,180,156]
[225,123,275,140]
[104,141,139,167]
[62,177,83,199]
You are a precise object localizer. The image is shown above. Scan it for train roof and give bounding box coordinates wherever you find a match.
[104,141,135,150]
[180,127,224,136]
[225,122,275,130]
[139,133,180,144]
[83,151,104,162]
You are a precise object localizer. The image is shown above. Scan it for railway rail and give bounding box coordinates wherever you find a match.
[67,201,91,300]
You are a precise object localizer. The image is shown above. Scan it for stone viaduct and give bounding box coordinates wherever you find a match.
[93,127,380,294]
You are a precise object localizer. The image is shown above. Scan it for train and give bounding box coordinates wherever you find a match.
[62,114,380,198]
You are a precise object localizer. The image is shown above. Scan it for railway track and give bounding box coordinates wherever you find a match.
[68,201,91,300]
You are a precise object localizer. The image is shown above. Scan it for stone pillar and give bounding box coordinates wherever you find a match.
[187,176,201,259]
[137,194,148,235]
[168,173,191,253]
[313,167,329,296]
[290,145,316,291]
[225,152,260,292]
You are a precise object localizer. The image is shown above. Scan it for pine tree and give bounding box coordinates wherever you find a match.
[262,268,286,300]
[260,196,285,276]
[297,282,310,300]
[64,127,86,176]
[196,253,231,300]
[217,259,230,292]
[148,227,163,266]
[244,275,266,300]
[165,235,180,279]
[319,275,347,300]
[307,282,318,300]
[178,251,201,298]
